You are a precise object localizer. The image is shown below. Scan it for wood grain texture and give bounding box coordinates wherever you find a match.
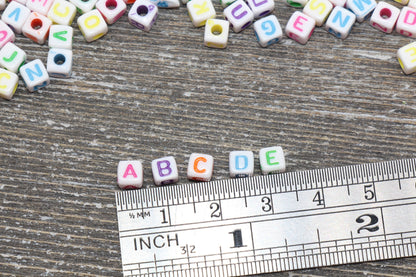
[1,0,416,276]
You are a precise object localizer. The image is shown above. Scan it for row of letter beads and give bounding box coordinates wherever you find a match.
[117,146,286,189]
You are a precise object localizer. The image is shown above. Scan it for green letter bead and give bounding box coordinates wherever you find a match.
[266,150,280,165]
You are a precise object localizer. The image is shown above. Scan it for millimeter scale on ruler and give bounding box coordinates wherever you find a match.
[115,158,416,277]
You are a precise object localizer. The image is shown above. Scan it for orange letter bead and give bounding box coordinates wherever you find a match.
[187,153,214,182]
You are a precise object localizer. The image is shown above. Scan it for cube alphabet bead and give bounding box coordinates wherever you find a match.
[0,20,15,49]
[396,7,416,38]
[0,42,26,73]
[96,0,126,25]
[254,14,283,47]
[259,146,286,175]
[77,9,108,42]
[48,25,73,49]
[117,160,143,189]
[69,0,98,14]
[204,18,230,49]
[397,41,416,74]
[1,1,31,34]
[47,0,77,25]
[229,151,254,178]
[325,6,356,39]
[187,153,214,182]
[26,0,55,16]
[303,0,333,27]
[151,156,179,186]
[246,0,275,19]
[19,59,50,92]
[22,12,52,44]
[285,11,316,44]
[0,68,18,100]
[187,0,215,27]
[128,0,158,31]
[346,0,376,23]
[370,2,400,34]
[223,0,254,32]
[47,48,73,78]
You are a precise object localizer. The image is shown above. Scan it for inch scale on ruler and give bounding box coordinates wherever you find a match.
[115,158,416,277]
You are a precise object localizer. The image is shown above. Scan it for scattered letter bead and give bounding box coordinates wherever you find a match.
[397,41,416,74]
[187,153,214,182]
[370,2,399,33]
[187,0,215,27]
[47,0,77,25]
[0,42,26,73]
[285,11,315,44]
[204,18,230,49]
[26,0,55,16]
[229,151,254,178]
[22,12,52,44]
[303,0,333,27]
[246,0,274,19]
[0,20,15,49]
[96,0,126,24]
[19,59,50,92]
[151,156,179,186]
[254,14,283,47]
[224,0,254,32]
[1,1,31,34]
[259,146,286,175]
[128,0,158,31]
[346,0,376,23]
[47,48,73,78]
[48,25,73,49]
[396,7,416,38]
[0,68,18,100]
[69,0,98,14]
[117,160,143,189]
[77,9,108,42]
[325,6,356,39]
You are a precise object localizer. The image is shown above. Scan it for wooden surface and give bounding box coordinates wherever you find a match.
[1,0,416,276]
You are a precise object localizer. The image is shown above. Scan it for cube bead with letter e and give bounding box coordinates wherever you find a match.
[118,160,143,189]
[259,146,285,174]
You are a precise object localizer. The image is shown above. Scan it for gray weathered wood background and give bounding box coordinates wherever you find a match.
[1,0,416,275]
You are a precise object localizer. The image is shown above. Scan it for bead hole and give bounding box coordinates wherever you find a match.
[137,5,148,16]
[106,0,118,9]
[380,8,392,19]
[211,25,222,35]
[31,19,43,30]
[54,54,66,65]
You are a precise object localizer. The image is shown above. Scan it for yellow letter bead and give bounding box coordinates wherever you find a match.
[0,20,15,48]
[96,0,127,25]
[128,0,158,31]
[69,0,98,14]
[397,41,416,74]
[47,0,77,25]
[224,0,254,32]
[1,1,31,34]
[22,12,52,44]
[0,42,26,73]
[0,68,18,100]
[303,0,333,26]
[48,25,73,49]
[187,0,215,27]
[370,1,400,34]
[19,59,50,92]
[204,19,229,48]
[77,9,108,42]
[26,0,55,16]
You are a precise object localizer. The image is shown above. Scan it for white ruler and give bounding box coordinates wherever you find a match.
[116,159,416,277]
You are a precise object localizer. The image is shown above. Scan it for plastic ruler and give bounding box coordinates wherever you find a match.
[115,158,416,277]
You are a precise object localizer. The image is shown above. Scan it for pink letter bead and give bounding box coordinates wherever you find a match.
[22,12,52,44]
[259,146,286,175]
[1,1,31,34]
[303,0,333,27]
[151,156,179,186]
[187,153,214,182]
[224,0,254,32]
[0,20,15,48]
[77,9,108,42]
[47,48,73,78]
[0,42,26,73]
[229,151,254,178]
[246,0,274,19]
[254,14,283,47]
[397,41,416,74]
[396,7,416,38]
[69,0,98,14]
[48,25,73,49]
[47,0,77,25]
[286,0,309,8]
[26,0,55,16]
[370,2,399,33]
[19,59,50,92]
[128,0,158,31]
[285,11,315,44]
[187,0,215,27]
[96,0,126,25]
[117,160,143,189]
[325,6,356,39]
[204,18,230,49]
[0,68,18,100]
[346,0,376,23]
